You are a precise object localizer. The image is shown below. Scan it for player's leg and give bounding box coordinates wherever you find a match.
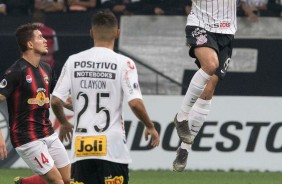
[187,34,233,141]
[48,133,71,184]
[173,34,234,172]
[15,138,64,184]
[178,46,218,119]
[175,47,218,143]
[174,27,218,143]
[58,165,71,184]
[41,166,64,184]
[173,76,217,172]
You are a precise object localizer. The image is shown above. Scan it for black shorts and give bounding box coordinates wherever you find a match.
[71,159,129,184]
[185,25,234,79]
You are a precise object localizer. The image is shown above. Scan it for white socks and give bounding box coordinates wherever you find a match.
[189,98,211,136]
[180,98,211,152]
[177,69,211,122]
[180,142,192,151]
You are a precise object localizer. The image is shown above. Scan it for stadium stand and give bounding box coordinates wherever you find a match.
[0,11,281,95]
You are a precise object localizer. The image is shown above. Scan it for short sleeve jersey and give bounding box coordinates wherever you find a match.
[52,47,142,164]
[187,0,238,34]
[0,59,54,148]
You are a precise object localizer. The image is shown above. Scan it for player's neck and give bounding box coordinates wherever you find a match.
[22,52,41,68]
[94,41,114,50]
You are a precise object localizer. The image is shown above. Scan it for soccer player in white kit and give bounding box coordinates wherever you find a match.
[51,10,160,184]
[173,0,238,172]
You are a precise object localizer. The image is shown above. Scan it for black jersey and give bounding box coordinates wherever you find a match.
[0,58,54,148]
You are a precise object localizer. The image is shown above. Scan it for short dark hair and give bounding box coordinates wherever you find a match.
[91,10,118,41]
[15,23,41,52]
[91,9,118,28]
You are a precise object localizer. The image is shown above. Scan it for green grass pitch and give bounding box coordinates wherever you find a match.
[1,168,282,184]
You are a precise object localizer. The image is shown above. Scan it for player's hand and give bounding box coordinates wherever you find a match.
[144,127,160,147]
[0,131,7,160]
[59,122,74,142]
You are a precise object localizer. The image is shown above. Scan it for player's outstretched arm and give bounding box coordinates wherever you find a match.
[128,99,160,147]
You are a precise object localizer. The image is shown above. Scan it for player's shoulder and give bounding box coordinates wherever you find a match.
[115,52,135,64]
[1,59,25,81]
[6,59,25,74]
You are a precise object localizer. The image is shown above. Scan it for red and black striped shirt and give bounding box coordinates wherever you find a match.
[0,58,54,148]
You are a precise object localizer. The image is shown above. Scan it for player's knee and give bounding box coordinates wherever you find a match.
[200,58,219,75]
[208,60,219,73]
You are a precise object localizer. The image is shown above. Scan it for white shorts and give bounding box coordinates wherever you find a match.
[15,133,70,175]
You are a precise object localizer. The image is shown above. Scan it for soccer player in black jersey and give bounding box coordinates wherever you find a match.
[0,23,71,184]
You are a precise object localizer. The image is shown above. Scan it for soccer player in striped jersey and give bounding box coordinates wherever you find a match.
[173,0,238,172]
[51,10,160,184]
[0,23,71,183]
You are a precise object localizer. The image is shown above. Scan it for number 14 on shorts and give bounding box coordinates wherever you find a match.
[34,153,49,168]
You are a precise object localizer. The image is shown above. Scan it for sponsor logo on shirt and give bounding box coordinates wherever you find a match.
[74,71,116,79]
[27,88,49,106]
[205,21,231,29]
[74,61,117,70]
[26,75,32,83]
[0,79,7,88]
[75,135,107,157]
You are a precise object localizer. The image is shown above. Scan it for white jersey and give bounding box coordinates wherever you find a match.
[187,0,238,34]
[52,47,143,164]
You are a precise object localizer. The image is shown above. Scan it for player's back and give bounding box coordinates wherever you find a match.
[67,47,125,132]
[65,47,140,163]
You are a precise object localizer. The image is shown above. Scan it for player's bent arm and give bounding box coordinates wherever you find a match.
[0,94,6,103]
[51,95,70,125]
[62,96,73,111]
[129,99,160,147]
[0,129,7,160]
[128,99,154,128]
[51,95,73,142]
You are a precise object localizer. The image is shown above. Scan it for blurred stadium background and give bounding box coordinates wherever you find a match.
[0,1,282,183]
